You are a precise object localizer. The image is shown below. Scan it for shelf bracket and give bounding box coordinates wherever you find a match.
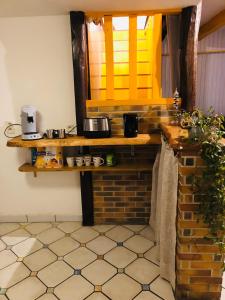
[33,171,37,178]
[130,145,135,157]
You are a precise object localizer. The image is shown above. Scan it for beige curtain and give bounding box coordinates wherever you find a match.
[150,137,178,290]
[87,20,105,100]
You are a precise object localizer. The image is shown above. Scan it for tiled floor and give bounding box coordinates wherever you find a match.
[0,222,176,300]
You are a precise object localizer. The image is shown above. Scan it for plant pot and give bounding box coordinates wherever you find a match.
[188,127,202,141]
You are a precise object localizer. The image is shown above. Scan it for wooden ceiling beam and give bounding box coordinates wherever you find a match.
[86,8,181,18]
[199,9,225,40]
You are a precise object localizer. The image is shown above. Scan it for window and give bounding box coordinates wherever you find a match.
[87,13,171,107]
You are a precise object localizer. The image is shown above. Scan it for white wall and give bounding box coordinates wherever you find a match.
[0,15,82,220]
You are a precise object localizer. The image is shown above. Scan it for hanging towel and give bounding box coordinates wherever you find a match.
[150,137,178,290]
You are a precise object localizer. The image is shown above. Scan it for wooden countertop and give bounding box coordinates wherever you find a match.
[7,134,161,148]
[161,123,225,149]
[160,124,189,148]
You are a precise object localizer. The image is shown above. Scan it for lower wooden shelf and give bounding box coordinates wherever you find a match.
[19,162,153,175]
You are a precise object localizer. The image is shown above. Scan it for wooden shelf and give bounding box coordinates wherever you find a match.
[19,163,153,175]
[7,134,161,148]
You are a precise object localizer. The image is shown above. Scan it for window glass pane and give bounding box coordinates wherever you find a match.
[112,17,129,99]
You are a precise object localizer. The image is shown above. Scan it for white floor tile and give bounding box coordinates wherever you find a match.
[1,229,30,246]
[102,274,141,300]
[0,240,6,252]
[0,223,20,236]
[37,228,65,245]
[150,277,175,300]
[12,237,43,257]
[0,262,30,288]
[64,247,97,269]
[124,225,146,232]
[105,246,137,268]
[86,292,109,300]
[86,236,116,255]
[0,250,17,269]
[6,277,46,300]
[25,223,52,235]
[82,260,117,285]
[105,226,133,242]
[37,294,58,300]
[49,237,79,256]
[57,222,81,233]
[134,291,161,300]
[38,261,73,287]
[71,227,99,243]
[55,275,94,300]
[140,227,155,241]
[144,246,160,266]
[93,225,115,233]
[126,258,160,284]
[124,235,154,254]
[23,248,57,271]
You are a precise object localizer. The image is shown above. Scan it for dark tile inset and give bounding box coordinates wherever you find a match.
[65,233,70,237]
[184,212,192,220]
[186,158,194,166]
[47,287,54,293]
[183,229,191,236]
[97,255,104,260]
[80,243,86,247]
[194,194,202,203]
[186,175,193,185]
[94,285,102,292]
[138,253,144,258]
[17,257,23,262]
[43,244,48,248]
[74,269,81,275]
[117,242,123,247]
[142,284,150,291]
[118,268,124,274]
[0,288,6,295]
[214,254,222,262]
[58,256,63,261]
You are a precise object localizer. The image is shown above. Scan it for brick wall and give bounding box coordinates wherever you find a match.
[87,104,175,135]
[89,145,158,224]
[87,104,174,225]
[93,171,151,224]
[176,152,224,300]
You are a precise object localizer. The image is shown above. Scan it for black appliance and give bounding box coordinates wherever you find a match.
[83,117,111,138]
[123,113,138,137]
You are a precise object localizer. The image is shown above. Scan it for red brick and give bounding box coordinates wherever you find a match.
[190,277,222,284]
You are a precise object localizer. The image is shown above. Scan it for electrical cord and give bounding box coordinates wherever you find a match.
[67,125,77,135]
[4,123,22,138]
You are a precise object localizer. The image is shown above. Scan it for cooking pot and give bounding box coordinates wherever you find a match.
[83,117,111,138]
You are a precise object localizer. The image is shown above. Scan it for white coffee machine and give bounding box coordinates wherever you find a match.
[21,105,43,140]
